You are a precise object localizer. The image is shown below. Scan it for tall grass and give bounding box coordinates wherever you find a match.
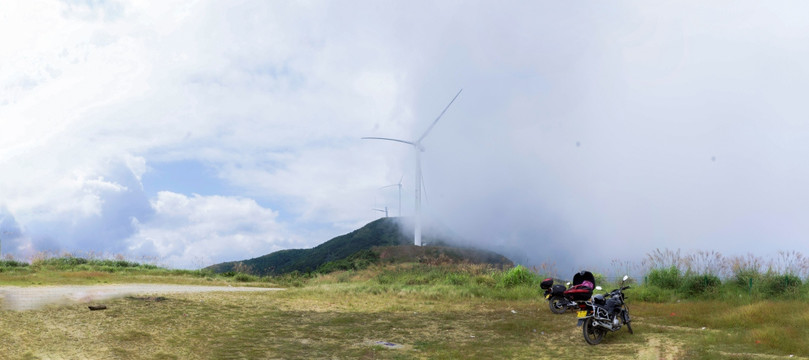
[636,248,809,302]
[0,253,276,286]
[4,248,809,303]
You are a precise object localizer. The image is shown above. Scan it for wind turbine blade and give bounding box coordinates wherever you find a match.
[417,89,463,144]
[362,137,417,147]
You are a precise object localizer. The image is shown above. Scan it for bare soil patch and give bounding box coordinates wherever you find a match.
[0,284,282,311]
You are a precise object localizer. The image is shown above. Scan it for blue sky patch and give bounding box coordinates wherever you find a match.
[142,159,231,198]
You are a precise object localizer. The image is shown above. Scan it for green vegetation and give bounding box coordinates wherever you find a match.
[315,249,378,273]
[498,264,536,288]
[3,255,809,359]
[205,217,513,276]
[206,217,411,276]
[646,266,682,290]
[0,259,29,270]
[0,255,276,287]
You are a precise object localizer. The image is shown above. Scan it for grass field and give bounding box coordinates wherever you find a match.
[2,259,808,359]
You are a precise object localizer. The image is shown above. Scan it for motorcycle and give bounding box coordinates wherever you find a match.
[541,270,597,314]
[577,275,633,345]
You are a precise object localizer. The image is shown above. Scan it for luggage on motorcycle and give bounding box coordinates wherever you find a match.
[564,285,594,301]
[551,284,566,295]
[564,270,596,301]
[572,270,596,288]
[540,278,553,289]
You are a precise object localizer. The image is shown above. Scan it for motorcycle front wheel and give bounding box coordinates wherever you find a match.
[548,296,567,314]
[622,310,633,334]
[582,317,605,345]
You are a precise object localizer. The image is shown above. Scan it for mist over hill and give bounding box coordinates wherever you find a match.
[206,217,513,276]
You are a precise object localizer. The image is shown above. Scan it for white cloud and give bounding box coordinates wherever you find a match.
[125,191,297,268]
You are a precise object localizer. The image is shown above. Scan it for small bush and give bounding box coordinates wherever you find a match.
[0,259,29,268]
[233,273,256,282]
[646,266,682,290]
[33,257,88,269]
[732,268,761,289]
[680,273,721,297]
[498,265,535,288]
[316,250,379,274]
[443,272,470,286]
[760,273,803,297]
[275,271,309,287]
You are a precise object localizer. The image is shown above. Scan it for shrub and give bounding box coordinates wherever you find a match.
[275,271,309,287]
[760,273,803,297]
[646,266,682,290]
[233,273,256,282]
[443,272,470,286]
[680,273,722,297]
[498,265,535,288]
[33,257,88,269]
[0,259,29,268]
[732,267,761,290]
[316,249,379,274]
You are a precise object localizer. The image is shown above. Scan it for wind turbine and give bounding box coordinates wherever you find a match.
[380,175,403,217]
[363,89,462,246]
[373,206,389,218]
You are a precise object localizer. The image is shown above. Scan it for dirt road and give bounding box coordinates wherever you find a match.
[0,284,283,311]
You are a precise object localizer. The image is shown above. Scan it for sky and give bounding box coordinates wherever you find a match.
[2,1,809,272]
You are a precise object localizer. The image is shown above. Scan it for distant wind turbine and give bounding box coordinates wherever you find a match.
[380,175,404,217]
[363,89,462,246]
[373,206,389,218]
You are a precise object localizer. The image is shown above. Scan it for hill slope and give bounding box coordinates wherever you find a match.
[206,217,512,276]
[206,217,409,276]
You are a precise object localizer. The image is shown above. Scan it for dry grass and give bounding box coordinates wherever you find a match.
[3,259,809,359]
[1,286,647,359]
[5,279,807,359]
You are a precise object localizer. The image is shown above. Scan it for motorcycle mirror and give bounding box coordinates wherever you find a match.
[595,286,602,291]
[566,282,571,287]
[623,275,629,281]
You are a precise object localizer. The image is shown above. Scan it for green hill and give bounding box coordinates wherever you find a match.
[206,217,513,276]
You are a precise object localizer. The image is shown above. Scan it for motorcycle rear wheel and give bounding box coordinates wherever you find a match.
[582,317,605,345]
[548,296,567,314]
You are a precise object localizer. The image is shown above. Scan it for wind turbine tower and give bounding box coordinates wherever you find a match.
[373,206,389,218]
[363,89,462,246]
[380,175,403,217]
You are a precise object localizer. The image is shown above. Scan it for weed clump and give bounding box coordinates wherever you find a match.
[498,265,535,288]
[760,273,803,297]
[316,249,378,274]
[0,259,29,268]
[680,273,721,297]
[646,266,682,290]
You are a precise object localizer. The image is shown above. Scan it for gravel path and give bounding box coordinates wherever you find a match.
[0,284,283,311]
